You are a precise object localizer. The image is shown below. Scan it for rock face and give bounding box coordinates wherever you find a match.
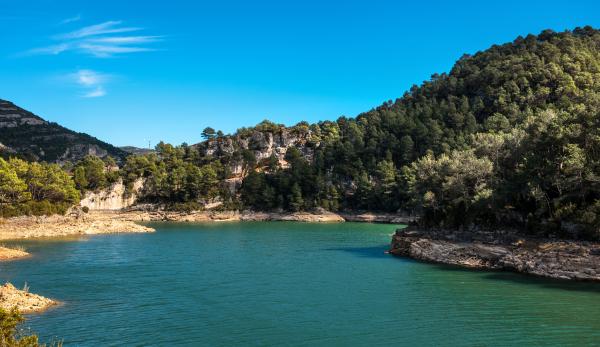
[0,283,56,313]
[340,212,416,224]
[80,178,144,210]
[0,99,126,162]
[198,126,315,175]
[389,227,600,281]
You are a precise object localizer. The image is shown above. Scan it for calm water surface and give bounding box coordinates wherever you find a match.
[1,222,599,346]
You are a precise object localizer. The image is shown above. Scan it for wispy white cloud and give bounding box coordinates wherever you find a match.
[70,69,110,98]
[78,43,156,57]
[56,21,141,40]
[83,86,106,98]
[60,14,81,25]
[87,35,163,44]
[28,43,71,55]
[26,20,161,58]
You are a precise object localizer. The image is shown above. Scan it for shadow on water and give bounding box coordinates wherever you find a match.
[325,246,600,293]
[482,272,600,293]
[323,245,390,258]
[428,262,600,293]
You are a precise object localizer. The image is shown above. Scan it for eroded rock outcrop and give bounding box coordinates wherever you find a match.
[80,178,144,210]
[389,227,600,281]
[199,126,315,176]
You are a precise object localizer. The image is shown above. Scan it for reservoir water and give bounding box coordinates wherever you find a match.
[1,222,599,346]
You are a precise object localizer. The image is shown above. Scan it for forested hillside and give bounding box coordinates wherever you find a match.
[1,27,598,239]
[0,100,126,163]
[122,27,599,238]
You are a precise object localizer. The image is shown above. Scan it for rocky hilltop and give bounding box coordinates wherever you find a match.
[389,227,600,281]
[200,125,315,163]
[192,122,317,189]
[0,99,126,163]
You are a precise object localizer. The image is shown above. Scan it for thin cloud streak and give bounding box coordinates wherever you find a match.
[28,43,71,55]
[60,14,81,25]
[56,21,141,40]
[26,20,161,58]
[87,35,163,44]
[78,43,155,57]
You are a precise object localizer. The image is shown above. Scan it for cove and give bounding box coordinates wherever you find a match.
[1,222,599,346]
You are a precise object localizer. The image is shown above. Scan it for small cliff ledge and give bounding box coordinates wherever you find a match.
[389,228,600,281]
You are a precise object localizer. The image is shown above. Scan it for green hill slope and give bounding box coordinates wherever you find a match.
[122,26,599,238]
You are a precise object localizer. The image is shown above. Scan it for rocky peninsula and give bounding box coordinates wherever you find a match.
[0,246,29,261]
[0,283,57,313]
[389,227,600,281]
[0,211,154,241]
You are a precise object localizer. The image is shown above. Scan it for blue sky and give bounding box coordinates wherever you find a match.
[1,0,598,147]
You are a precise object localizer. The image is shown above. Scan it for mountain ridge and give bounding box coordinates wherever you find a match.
[0,99,127,163]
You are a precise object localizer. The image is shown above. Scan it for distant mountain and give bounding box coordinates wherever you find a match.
[120,146,156,155]
[0,99,127,163]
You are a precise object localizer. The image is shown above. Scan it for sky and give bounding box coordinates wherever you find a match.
[1,0,599,147]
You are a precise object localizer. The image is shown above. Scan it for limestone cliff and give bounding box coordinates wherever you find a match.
[80,178,144,210]
[198,125,315,171]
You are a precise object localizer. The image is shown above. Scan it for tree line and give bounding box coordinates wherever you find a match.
[0,27,598,239]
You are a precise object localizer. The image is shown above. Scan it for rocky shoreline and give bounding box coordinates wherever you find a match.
[121,209,347,223]
[0,246,30,261]
[389,227,600,281]
[0,212,154,241]
[117,208,416,224]
[0,283,56,314]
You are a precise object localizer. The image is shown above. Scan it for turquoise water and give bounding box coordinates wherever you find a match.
[1,222,599,346]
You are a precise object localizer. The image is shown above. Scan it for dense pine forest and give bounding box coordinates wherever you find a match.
[1,27,599,239]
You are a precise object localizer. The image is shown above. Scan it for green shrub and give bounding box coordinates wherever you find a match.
[0,307,61,346]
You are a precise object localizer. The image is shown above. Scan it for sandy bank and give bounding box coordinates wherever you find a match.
[0,283,56,314]
[0,246,29,261]
[0,213,154,241]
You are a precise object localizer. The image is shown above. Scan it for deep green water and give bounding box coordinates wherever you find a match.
[1,222,599,346]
